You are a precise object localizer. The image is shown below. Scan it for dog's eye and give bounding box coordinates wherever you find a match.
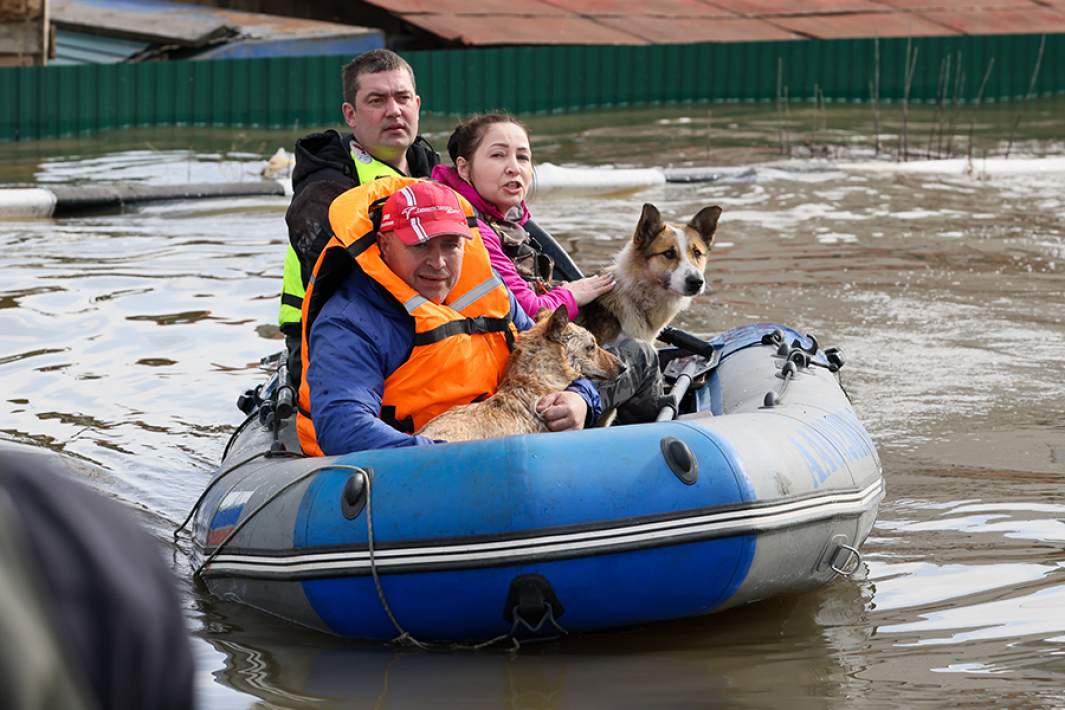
[663,248,677,260]
[692,249,703,259]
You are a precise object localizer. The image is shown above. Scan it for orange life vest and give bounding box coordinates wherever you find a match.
[297,176,515,456]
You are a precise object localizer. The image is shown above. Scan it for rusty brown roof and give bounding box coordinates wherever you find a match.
[770,11,955,38]
[382,0,569,14]
[365,0,1065,45]
[709,0,888,15]
[400,13,645,44]
[598,15,800,42]
[919,6,1065,33]
[545,0,735,16]
[872,0,1035,8]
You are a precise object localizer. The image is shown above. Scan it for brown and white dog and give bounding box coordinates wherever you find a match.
[579,203,722,346]
[417,306,622,442]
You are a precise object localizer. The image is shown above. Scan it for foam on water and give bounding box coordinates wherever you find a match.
[842,156,1065,176]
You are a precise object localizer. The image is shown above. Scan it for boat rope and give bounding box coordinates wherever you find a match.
[173,446,303,544]
[194,461,523,651]
[327,465,522,652]
[321,465,433,649]
[222,409,260,461]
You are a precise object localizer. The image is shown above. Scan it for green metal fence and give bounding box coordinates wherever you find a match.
[1,34,1062,142]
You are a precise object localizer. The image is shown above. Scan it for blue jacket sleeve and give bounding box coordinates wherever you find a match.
[566,378,603,424]
[308,300,435,454]
[509,287,535,331]
[508,286,602,423]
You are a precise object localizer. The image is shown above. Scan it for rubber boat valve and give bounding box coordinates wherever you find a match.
[660,437,698,484]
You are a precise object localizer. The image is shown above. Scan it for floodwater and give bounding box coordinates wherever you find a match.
[1,99,1064,709]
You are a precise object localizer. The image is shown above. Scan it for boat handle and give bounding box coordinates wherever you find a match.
[830,543,862,576]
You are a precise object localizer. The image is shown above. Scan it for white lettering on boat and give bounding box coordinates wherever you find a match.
[789,410,878,487]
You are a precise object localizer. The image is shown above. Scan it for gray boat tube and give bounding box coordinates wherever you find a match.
[0,181,288,218]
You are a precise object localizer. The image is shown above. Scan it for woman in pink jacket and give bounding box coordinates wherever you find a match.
[431,113,614,320]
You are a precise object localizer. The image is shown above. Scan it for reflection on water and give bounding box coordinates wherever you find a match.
[1,102,1064,708]
[200,587,871,710]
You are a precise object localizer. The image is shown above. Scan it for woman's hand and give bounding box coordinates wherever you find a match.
[564,273,615,306]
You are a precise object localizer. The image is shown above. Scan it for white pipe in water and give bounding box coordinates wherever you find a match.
[0,189,57,218]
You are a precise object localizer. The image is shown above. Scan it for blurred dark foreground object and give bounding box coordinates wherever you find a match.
[0,446,194,710]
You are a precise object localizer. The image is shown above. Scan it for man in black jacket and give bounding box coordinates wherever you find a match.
[279,49,440,380]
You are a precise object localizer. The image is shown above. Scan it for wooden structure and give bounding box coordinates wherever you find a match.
[48,0,382,63]
[0,0,49,66]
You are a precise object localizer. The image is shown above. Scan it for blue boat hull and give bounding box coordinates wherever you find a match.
[193,323,883,642]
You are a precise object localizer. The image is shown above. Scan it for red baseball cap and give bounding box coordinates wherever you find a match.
[379,181,473,246]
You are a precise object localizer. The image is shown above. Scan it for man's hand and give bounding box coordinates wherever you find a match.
[536,391,588,432]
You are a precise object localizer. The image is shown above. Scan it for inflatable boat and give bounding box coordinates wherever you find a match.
[189,322,883,644]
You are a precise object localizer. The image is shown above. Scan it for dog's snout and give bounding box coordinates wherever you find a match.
[684,275,704,295]
[589,349,624,380]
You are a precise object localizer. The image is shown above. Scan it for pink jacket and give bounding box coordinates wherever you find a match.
[432,165,578,320]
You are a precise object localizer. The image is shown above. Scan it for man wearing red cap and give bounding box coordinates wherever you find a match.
[297,178,601,455]
[375,181,471,304]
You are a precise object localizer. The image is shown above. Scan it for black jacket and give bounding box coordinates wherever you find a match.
[286,129,441,287]
[291,129,440,198]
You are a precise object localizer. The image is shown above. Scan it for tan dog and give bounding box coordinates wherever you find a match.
[417,306,622,442]
[579,203,722,345]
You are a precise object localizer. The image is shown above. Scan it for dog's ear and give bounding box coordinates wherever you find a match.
[689,205,722,246]
[545,305,569,342]
[634,203,663,249]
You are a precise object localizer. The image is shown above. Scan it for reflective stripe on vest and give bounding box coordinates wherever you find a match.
[278,245,304,329]
[278,143,403,328]
[296,176,515,456]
